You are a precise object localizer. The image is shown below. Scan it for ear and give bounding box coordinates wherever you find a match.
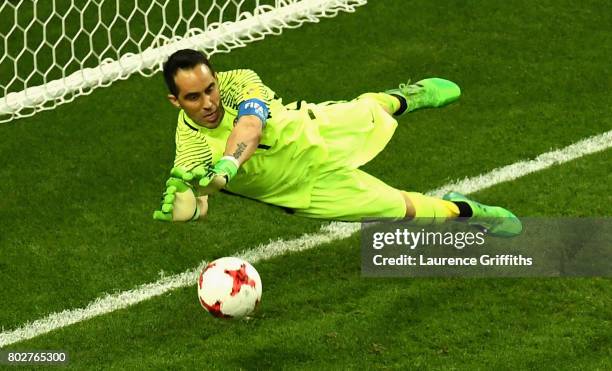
[167,94,180,109]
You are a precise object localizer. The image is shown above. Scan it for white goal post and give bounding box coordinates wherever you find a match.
[0,0,367,123]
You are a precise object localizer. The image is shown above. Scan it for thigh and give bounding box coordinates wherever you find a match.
[294,168,406,221]
[313,97,398,170]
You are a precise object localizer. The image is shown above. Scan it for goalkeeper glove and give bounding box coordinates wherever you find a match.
[166,157,239,197]
[152,175,200,222]
[196,156,240,195]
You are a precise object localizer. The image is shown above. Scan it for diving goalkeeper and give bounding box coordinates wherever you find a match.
[153,49,521,237]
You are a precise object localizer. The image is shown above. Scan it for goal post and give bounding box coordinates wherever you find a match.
[0,0,367,123]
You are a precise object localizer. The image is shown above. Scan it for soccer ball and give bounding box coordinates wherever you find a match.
[197,257,262,318]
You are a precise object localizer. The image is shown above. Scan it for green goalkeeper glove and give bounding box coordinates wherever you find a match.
[179,157,239,195]
[153,175,199,222]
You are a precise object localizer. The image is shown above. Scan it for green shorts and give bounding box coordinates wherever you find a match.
[292,95,406,221]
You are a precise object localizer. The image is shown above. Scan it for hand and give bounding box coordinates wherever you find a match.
[153,176,198,222]
[197,157,239,195]
[167,165,222,195]
[198,174,227,196]
[169,166,207,182]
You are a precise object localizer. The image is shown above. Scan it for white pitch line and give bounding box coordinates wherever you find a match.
[1,130,611,348]
[0,222,360,348]
[428,130,612,198]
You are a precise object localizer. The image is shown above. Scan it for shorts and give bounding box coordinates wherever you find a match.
[291,95,407,221]
[293,167,407,221]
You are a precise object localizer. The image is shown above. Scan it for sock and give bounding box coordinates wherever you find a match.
[357,92,402,115]
[390,94,408,116]
[403,192,460,224]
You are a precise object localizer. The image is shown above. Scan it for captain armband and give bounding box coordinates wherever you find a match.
[237,98,269,127]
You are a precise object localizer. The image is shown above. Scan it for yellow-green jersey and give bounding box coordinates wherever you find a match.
[173,69,329,209]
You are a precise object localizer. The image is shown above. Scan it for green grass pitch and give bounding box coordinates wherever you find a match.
[0,0,611,369]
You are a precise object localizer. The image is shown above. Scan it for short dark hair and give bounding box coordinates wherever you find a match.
[163,49,216,97]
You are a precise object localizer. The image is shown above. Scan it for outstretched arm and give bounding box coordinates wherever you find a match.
[197,98,268,195]
[224,115,262,165]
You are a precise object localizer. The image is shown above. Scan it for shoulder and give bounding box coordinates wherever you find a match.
[218,69,272,110]
[217,69,261,87]
[175,110,202,139]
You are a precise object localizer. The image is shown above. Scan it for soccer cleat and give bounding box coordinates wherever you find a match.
[386,78,461,113]
[442,192,522,237]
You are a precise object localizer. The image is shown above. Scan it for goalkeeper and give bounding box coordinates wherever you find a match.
[153,49,521,237]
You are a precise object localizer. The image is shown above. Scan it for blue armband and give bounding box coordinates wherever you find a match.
[237,98,269,126]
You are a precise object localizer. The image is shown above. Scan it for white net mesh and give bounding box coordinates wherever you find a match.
[0,0,367,123]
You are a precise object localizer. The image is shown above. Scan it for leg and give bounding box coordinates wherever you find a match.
[403,191,522,237]
[401,191,460,221]
[357,92,403,115]
[314,97,398,170]
[293,168,407,221]
[293,168,458,222]
[293,166,521,236]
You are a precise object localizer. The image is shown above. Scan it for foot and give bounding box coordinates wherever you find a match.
[386,78,461,113]
[442,192,522,237]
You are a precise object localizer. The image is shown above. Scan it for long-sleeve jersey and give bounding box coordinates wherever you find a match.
[173,69,329,209]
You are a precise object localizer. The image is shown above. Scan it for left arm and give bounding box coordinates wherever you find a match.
[224,115,263,166]
[197,98,268,194]
[195,70,272,195]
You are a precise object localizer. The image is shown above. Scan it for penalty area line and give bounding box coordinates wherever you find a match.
[1,129,611,348]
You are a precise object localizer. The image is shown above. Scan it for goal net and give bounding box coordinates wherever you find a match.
[0,0,367,123]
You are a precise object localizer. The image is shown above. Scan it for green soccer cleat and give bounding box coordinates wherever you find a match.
[442,192,522,237]
[386,78,461,113]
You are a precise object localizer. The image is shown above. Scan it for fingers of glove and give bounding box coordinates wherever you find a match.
[163,185,177,195]
[198,174,226,187]
[163,193,175,204]
[166,177,194,193]
[153,210,173,222]
[170,167,194,181]
[191,165,208,179]
[161,203,173,213]
[199,176,212,187]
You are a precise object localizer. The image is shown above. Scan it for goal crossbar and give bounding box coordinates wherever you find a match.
[0,0,367,123]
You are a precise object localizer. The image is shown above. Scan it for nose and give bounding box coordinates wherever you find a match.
[202,95,213,111]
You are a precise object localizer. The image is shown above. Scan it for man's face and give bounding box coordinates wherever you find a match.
[168,64,224,129]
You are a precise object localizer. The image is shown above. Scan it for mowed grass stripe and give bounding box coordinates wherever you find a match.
[2,129,610,348]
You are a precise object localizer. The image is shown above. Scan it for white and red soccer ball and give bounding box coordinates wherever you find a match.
[197,257,262,318]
